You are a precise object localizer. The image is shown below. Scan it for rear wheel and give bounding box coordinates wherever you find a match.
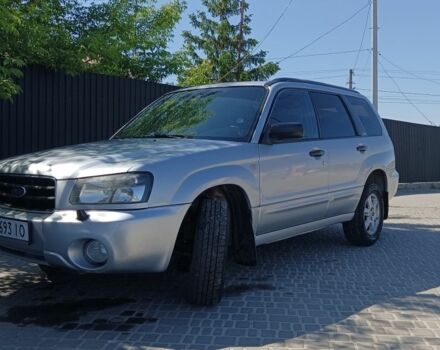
[185,197,230,306]
[343,183,384,246]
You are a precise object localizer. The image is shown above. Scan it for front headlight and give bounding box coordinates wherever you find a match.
[70,173,153,205]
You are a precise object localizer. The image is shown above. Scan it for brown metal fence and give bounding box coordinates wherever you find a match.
[1,66,439,183]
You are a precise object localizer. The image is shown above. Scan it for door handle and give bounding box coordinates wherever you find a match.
[356,144,368,153]
[309,148,325,158]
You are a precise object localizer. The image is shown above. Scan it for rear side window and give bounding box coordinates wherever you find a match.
[346,96,382,136]
[268,89,319,139]
[310,92,356,138]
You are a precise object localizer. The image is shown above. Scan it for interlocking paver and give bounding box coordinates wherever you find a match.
[0,190,439,349]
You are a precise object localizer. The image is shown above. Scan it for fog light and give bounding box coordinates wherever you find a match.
[84,240,108,265]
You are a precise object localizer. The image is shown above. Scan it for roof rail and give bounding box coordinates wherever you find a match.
[265,78,359,93]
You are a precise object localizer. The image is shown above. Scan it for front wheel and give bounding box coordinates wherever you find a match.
[343,183,384,246]
[185,197,231,306]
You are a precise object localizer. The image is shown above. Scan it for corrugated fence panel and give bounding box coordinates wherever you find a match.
[0,65,178,160]
[383,119,440,183]
[1,66,439,183]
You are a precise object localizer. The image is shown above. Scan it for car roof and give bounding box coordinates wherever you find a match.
[177,78,360,96]
[265,78,359,94]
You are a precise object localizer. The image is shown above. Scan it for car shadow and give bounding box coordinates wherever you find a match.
[0,221,439,349]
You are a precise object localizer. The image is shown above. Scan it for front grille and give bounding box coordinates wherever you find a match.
[0,174,56,212]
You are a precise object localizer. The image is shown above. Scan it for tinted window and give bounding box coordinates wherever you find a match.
[310,92,355,138]
[346,96,382,136]
[268,89,318,139]
[114,87,267,142]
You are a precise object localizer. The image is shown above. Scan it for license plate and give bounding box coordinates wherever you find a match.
[0,217,30,242]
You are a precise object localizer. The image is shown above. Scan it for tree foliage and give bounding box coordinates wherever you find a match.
[0,0,25,100]
[0,0,185,100]
[178,0,279,86]
[76,0,185,81]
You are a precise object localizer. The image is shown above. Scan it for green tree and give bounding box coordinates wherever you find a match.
[0,0,24,100]
[178,0,279,86]
[77,0,185,81]
[0,0,185,101]
[0,0,84,100]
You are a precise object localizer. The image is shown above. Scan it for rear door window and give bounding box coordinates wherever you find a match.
[310,92,356,138]
[345,96,382,136]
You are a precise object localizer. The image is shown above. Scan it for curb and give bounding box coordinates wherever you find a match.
[398,182,440,191]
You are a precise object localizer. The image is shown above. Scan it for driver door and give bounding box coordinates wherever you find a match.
[258,89,329,235]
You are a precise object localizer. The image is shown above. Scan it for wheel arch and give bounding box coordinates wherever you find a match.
[365,168,389,219]
[170,165,260,208]
[169,183,257,270]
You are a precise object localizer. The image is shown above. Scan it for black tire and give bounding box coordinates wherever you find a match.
[185,197,230,306]
[343,183,384,246]
[39,264,76,283]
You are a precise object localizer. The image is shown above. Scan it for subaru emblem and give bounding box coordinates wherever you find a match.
[9,186,27,198]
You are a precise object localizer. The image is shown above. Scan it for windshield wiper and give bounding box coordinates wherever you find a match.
[145,133,191,139]
[114,133,193,139]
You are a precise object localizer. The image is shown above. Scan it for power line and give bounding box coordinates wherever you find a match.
[379,53,440,86]
[353,1,371,70]
[357,88,440,97]
[253,0,295,53]
[276,2,370,64]
[380,101,440,105]
[393,70,440,76]
[378,58,437,126]
[351,0,371,91]
[380,97,440,103]
[356,74,440,81]
[354,48,371,86]
[270,48,370,61]
[357,68,440,75]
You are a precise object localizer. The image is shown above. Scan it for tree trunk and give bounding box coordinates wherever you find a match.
[236,0,245,81]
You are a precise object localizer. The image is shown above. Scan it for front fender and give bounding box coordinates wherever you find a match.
[171,165,260,207]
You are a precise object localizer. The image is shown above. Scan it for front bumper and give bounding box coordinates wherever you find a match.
[0,204,190,273]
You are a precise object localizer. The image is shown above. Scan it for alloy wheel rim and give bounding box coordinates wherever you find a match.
[364,193,380,236]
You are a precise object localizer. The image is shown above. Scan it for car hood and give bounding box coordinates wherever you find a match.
[0,138,243,179]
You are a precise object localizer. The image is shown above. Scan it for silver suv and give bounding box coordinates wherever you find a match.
[0,78,398,305]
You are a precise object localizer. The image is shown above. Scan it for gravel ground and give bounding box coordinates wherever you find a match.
[0,190,439,350]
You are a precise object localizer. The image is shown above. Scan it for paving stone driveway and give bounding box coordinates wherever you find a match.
[0,191,439,350]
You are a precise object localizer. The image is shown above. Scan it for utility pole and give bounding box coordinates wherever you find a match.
[372,0,378,111]
[348,69,354,89]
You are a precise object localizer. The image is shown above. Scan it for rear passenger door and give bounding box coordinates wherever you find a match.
[309,92,365,218]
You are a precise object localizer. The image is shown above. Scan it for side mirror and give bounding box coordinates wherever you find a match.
[265,122,304,144]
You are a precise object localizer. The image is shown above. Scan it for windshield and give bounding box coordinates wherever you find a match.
[113,86,267,142]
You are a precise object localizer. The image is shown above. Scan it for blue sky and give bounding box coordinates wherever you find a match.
[158,0,440,126]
